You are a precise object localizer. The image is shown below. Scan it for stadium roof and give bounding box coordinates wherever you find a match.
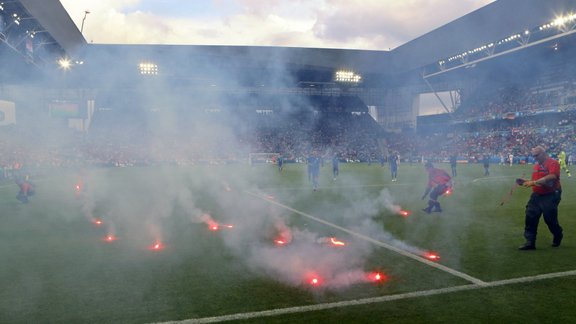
[2,0,576,85]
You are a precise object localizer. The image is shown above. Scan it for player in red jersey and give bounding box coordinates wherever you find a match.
[421,162,452,213]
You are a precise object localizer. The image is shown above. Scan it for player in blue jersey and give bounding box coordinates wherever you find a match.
[332,154,339,180]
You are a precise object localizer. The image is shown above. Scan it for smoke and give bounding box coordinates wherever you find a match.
[3,30,436,296]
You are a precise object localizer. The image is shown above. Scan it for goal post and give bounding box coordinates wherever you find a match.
[249,153,280,165]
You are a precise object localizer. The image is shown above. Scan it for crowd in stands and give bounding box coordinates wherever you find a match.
[2,82,576,181]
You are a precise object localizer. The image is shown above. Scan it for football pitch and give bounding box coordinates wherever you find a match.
[1,162,575,323]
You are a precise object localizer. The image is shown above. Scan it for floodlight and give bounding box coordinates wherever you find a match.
[58,58,72,70]
[335,70,362,83]
[139,62,158,75]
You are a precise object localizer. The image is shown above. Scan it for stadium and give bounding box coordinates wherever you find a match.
[1,0,576,323]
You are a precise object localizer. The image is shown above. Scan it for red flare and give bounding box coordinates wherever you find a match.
[206,218,220,231]
[75,182,83,195]
[103,235,117,242]
[330,237,346,246]
[445,189,452,195]
[309,277,321,286]
[368,272,386,282]
[424,252,441,261]
[275,240,286,245]
[207,223,234,231]
[399,210,410,217]
[149,242,165,251]
[92,219,103,226]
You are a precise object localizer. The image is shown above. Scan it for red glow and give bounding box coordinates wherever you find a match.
[75,182,83,195]
[368,272,386,282]
[266,195,275,200]
[92,219,103,226]
[445,189,452,195]
[400,210,410,217]
[330,237,346,246]
[274,230,291,245]
[208,223,234,231]
[310,277,321,286]
[305,272,323,287]
[206,218,220,231]
[149,242,165,251]
[425,252,441,261]
[104,235,117,242]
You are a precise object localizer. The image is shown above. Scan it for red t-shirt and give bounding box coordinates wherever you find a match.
[531,157,561,194]
[427,168,451,187]
[20,182,32,194]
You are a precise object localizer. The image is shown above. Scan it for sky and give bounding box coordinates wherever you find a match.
[60,0,495,50]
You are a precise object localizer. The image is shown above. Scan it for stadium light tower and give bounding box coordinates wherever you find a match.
[80,10,90,34]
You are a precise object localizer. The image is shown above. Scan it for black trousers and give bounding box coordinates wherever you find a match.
[524,190,562,244]
[430,184,448,200]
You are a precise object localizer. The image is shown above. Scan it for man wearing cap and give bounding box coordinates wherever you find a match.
[518,145,563,250]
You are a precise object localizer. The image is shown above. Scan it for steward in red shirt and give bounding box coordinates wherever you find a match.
[421,162,452,213]
[16,175,35,203]
[518,145,563,250]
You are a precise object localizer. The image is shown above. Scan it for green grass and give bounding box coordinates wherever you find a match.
[0,162,575,323]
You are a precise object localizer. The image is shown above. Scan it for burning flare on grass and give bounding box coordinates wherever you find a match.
[272,219,293,245]
[307,274,322,287]
[149,241,165,251]
[424,252,441,261]
[367,271,386,283]
[316,237,346,247]
[200,213,233,231]
[103,235,117,242]
[399,209,410,217]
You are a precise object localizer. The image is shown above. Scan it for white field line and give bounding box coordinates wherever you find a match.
[258,183,417,191]
[472,175,518,183]
[154,269,576,324]
[244,190,486,286]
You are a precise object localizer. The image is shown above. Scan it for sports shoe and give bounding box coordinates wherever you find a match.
[518,243,536,250]
[552,235,563,247]
[422,208,431,214]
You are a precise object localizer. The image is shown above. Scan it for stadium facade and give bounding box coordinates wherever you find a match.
[1,0,575,131]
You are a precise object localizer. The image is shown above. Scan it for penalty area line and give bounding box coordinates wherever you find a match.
[153,269,576,324]
[244,191,486,286]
